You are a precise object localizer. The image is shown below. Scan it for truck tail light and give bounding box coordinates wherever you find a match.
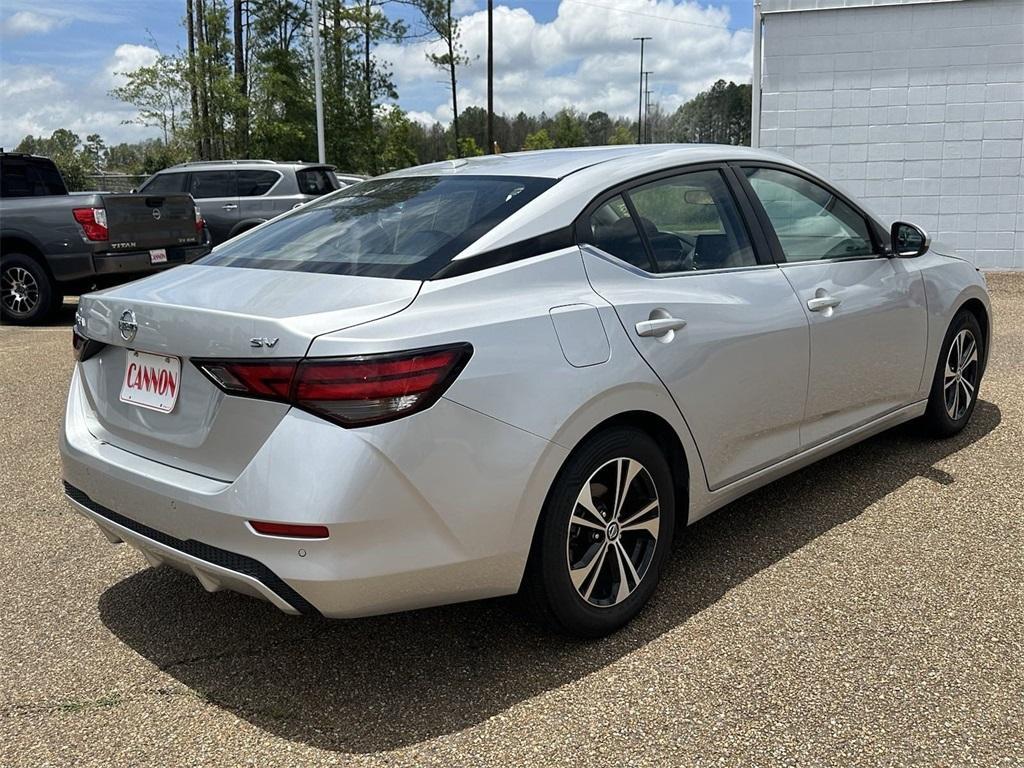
[72,207,109,242]
[194,344,472,427]
[195,205,205,234]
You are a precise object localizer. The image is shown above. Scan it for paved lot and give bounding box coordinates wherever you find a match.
[1,274,1021,767]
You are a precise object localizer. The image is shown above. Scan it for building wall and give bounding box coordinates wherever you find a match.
[758,0,1024,269]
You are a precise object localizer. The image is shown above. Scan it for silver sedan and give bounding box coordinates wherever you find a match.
[61,146,991,636]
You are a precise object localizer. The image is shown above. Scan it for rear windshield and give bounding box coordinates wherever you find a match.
[200,175,556,279]
[1,157,67,197]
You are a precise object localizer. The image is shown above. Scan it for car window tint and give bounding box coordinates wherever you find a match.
[744,167,875,262]
[140,172,187,195]
[237,170,280,196]
[1,159,66,197]
[295,168,337,196]
[587,196,651,270]
[190,171,236,199]
[200,175,555,280]
[627,170,756,272]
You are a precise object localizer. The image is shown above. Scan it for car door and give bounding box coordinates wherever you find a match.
[237,168,287,224]
[189,170,239,244]
[581,165,810,491]
[736,164,928,448]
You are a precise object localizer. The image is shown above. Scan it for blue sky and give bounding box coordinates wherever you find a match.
[0,0,754,148]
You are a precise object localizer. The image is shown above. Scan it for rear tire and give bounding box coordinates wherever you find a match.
[922,309,984,437]
[521,427,675,638]
[1,252,57,324]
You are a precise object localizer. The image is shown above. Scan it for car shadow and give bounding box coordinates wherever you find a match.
[98,401,1001,753]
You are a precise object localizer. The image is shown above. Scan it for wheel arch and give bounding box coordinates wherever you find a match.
[957,296,990,374]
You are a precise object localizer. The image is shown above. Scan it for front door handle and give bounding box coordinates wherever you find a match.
[222,203,238,211]
[807,294,842,312]
[635,317,687,337]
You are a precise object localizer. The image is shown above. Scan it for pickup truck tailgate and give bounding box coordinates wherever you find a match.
[104,194,200,251]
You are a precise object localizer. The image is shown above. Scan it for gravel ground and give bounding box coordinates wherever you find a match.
[1,274,1021,767]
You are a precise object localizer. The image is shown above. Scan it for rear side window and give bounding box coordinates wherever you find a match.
[200,175,555,280]
[585,169,756,273]
[743,167,875,261]
[237,170,280,196]
[140,172,187,195]
[1,158,67,197]
[190,171,236,199]
[295,167,337,196]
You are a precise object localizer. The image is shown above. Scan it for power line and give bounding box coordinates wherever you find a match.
[560,0,744,32]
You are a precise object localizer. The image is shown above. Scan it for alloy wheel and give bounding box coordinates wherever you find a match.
[566,457,660,608]
[1,266,41,318]
[944,328,979,421]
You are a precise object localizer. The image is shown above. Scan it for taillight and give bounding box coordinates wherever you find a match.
[72,328,105,361]
[72,207,108,241]
[195,205,205,234]
[194,343,472,427]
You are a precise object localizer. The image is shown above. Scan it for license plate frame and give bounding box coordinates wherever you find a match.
[119,349,181,413]
[149,248,168,264]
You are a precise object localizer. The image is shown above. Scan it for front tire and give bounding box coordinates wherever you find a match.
[922,309,984,437]
[522,427,676,637]
[1,252,58,324]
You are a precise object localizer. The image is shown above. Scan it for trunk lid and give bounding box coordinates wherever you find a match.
[102,194,201,251]
[75,264,420,480]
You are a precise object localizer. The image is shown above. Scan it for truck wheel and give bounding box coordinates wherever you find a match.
[1,252,57,324]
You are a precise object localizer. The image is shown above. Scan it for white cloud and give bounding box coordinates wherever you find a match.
[379,0,752,125]
[104,43,161,88]
[0,10,67,37]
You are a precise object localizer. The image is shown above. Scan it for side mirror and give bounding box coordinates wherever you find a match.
[890,221,930,258]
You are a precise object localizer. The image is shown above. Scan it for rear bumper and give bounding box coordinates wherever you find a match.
[91,243,211,276]
[64,483,310,615]
[60,365,567,618]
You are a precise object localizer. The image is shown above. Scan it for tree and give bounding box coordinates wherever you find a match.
[670,80,751,145]
[14,130,90,190]
[609,124,633,145]
[109,52,189,145]
[551,108,585,148]
[523,128,554,151]
[585,111,612,146]
[417,0,468,155]
[455,136,484,157]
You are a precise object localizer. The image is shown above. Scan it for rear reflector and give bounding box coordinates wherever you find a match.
[249,521,330,539]
[72,207,109,242]
[194,343,472,427]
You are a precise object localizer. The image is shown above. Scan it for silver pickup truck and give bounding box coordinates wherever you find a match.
[1,153,211,323]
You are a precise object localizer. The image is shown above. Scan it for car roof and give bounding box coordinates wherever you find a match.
[380,144,799,181]
[158,160,335,172]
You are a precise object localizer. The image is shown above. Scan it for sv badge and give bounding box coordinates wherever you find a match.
[250,337,280,349]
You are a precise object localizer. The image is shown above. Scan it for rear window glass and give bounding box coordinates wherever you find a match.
[140,172,187,195]
[1,158,66,197]
[295,167,338,196]
[237,170,280,196]
[190,171,235,199]
[200,175,555,280]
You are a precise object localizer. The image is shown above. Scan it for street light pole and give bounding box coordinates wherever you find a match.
[487,0,494,153]
[311,0,326,163]
[633,36,651,145]
[643,71,652,144]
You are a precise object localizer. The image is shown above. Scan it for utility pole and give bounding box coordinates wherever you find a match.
[311,0,326,163]
[643,71,652,144]
[751,0,762,148]
[633,36,651,145]
[487,0,494,153]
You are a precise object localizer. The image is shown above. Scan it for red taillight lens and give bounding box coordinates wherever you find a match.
[72,207,109,241]
[195,205,205,234]
[249,521,329,539]
[194,344,472,427]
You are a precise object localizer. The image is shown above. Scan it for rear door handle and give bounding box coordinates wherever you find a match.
[635,317,687,337]
[222,203,238,211]
[807,294,842,312]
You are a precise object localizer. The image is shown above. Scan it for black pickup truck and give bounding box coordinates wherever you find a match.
[0,152,211,323]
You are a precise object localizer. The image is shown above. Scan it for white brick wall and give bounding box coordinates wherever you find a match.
[759,0,1024,269]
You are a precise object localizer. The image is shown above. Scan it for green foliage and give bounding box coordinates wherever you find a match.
[670,80,751,146]
[454,136,484,158]
[14,130,91,190]
[523,128,555,151]
[585,111,612,146]
[109,52,189,145]
[609,125,633,145]
[552,108,586,148]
